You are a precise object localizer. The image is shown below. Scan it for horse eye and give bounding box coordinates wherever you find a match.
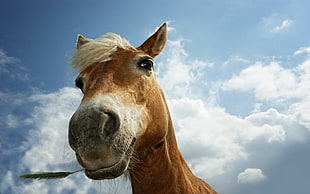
[75,77,84,91]
[137,59,154,71]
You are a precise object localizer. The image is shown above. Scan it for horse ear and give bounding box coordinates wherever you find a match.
[76,34,91,49]
[137,23,167,57]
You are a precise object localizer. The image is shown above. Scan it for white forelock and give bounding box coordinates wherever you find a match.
[71,33,133,72]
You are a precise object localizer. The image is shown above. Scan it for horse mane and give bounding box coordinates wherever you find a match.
[71,33,132,72]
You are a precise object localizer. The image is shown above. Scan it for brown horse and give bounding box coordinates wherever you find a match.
[69,23,217,194]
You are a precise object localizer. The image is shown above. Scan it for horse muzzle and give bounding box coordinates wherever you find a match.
[68,102,136,180]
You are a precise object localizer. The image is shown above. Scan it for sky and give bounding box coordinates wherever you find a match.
[0,0,310,193]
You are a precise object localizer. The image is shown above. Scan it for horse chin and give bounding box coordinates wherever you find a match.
[83,137,136,180]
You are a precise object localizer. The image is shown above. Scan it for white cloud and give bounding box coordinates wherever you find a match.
[245,108,309,143]
[288,96,310,130]
[156,37,310,189]
[252,103,263,113]
[221,55,250,69]
[294,46,310,56]
[0,49,19,66]
[1,171,15,193]
[157,40,191,92]
[0,49,28,80]
[271,19,293,33]
[156,39,212,98]
[22,88,82,170]
[168,97,290,179]
[6,114,20,128]
[260,15,293,34]
[237,168,267,184]
[221,61,306,101]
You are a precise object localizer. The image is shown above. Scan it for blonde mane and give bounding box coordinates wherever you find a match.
[71,33,133,72]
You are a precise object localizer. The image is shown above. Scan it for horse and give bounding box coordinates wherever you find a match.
[69,23,217,194]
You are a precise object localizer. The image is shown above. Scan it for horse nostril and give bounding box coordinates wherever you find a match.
[100,111,120,139]
[75,76,85,92]
[69,107,121,151]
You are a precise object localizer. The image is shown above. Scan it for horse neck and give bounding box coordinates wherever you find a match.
[130,117,216,194]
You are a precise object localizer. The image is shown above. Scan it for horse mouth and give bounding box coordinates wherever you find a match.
[83,137,136,180]
[85,159,127,180]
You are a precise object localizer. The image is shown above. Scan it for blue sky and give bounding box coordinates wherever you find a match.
[1,0,310,193]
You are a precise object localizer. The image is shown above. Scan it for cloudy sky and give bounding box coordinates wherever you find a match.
[1,0,310,193]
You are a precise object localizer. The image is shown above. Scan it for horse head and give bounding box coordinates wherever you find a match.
[69,23,168,180]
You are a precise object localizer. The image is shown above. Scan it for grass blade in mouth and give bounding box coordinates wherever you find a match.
[19,169,84,180]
